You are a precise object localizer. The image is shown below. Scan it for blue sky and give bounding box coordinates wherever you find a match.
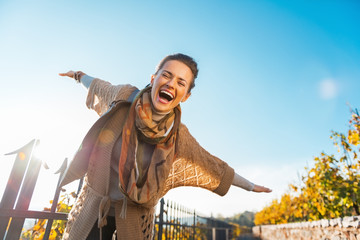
[1,0,359,217]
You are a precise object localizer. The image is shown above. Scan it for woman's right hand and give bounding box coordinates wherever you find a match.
[59,71,85,82]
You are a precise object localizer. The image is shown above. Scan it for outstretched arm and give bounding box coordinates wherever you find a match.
[173,124,272,196]
[59,70,137,115]
[232,173,272,193]
[59,71,92,88]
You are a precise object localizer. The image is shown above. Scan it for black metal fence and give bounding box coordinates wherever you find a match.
[155,198,234,240]
[0,140,74,240]
[0,140,234,240]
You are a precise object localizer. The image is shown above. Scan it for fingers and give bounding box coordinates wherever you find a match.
[262,187,272,193]
[253,184,272,193]
[59,70,75,78]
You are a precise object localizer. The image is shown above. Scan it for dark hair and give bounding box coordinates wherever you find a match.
[155,53,198,92]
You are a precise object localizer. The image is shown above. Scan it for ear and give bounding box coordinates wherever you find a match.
[181,92,191,103]
[150,74,155,86]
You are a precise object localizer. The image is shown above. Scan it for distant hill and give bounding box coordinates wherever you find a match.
[218,211,256,227]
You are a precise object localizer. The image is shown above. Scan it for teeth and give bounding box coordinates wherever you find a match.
[160,90,174,100]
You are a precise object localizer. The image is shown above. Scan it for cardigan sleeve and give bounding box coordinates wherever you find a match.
[164,123,235,196]
[80,74,94,89]
[85,77,138,116]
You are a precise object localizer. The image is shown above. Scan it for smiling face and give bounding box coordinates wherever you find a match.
[150,60,193,114]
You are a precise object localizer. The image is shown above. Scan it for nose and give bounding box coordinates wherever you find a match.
[166,78,175,88]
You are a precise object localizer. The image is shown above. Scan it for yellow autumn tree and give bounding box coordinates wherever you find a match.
[255,108,360,225]
[21,192,75,240]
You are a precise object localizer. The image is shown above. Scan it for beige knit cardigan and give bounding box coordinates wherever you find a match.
[60,78,235,240]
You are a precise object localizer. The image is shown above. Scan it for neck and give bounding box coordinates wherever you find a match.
[151,106,171,121]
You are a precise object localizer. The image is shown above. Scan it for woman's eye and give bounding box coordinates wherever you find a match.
[178,82,185,87]
[162,73,170,78]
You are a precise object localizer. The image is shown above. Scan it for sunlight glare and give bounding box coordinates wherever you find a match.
[99,129,115,145]
[19,151,26,161]
[319,78,338,100]
[33,142,62,171]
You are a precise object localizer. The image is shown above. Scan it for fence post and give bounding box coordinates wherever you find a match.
[0,139,38,239]
[212,227,216,240]
[6,143,43,240]
[157,198,164,240]
[43,158,68,240]
[192,209,196,240]
[225,228,229,240]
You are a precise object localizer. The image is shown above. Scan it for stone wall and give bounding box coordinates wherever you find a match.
[252,216,360,240]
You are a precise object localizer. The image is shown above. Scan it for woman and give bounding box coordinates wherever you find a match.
[59,53,271,240]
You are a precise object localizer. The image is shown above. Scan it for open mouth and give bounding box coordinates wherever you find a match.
[159,90,174,102]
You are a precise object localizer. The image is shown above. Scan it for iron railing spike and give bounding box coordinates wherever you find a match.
[54,158,68,174]
[4,139,37,156]
[42,160,50,170]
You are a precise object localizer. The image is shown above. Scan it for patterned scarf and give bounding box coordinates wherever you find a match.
[118,87,181,206]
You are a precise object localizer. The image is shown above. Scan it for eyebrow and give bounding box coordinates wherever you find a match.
[163,70,188,84]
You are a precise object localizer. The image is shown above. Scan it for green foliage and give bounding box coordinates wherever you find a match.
[255,108,360,225]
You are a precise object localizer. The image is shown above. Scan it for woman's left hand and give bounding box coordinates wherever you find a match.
[253,184,272,193]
